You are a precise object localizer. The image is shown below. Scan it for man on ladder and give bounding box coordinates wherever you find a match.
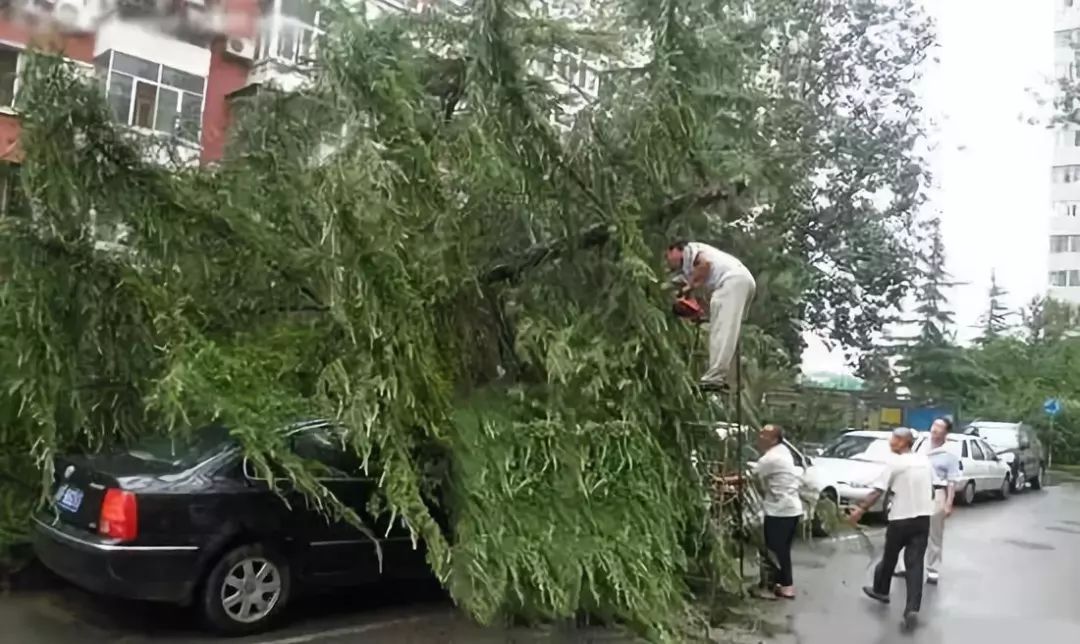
[666,240,756,390]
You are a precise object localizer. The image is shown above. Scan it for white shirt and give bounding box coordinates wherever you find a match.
[755,444,804,518]
[871,452,935,521]
[681,242,751,293]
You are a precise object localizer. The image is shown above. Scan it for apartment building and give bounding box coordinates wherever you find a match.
[1052,0,1080,305]
[0,0,606,216]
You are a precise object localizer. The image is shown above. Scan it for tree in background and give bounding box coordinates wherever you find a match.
[977,270,1012,342]
[896,218,984,401]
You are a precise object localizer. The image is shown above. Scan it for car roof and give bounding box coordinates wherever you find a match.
[967,421,1020,430]
[842,430,897,439]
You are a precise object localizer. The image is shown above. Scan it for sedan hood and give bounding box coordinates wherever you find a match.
[807,457,889,487]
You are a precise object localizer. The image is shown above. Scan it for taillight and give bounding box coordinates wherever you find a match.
[99,489,138,542]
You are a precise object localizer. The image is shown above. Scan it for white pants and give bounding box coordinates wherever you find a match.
[926,489,947,576]
[897,489,947,577]
[701,272,756,384]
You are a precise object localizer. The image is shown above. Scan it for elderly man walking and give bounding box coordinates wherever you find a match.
[894,417,960,584]
[849,428,934,631]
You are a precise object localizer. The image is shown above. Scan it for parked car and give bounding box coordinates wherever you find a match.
[33,420,437,635]
[913,432,1011,504]
[803,430,902,518]
[964,421,1046,492]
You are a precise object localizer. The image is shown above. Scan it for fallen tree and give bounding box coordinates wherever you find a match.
[0,0,932,638]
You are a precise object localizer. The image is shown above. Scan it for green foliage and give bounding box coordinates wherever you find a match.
[0,0,936,636]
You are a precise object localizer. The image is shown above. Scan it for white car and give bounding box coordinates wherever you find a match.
[913,433,1012,504]
[804,431,901,516]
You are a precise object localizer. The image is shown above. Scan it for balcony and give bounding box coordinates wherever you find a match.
[242,0,324,91]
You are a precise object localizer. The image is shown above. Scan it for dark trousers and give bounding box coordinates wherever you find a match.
[873,515,931,613]
[762,515,799,587]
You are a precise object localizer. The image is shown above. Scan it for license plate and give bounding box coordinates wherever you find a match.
[55,485,84,513]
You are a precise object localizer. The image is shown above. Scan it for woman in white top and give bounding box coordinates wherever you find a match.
[754,424,803,599]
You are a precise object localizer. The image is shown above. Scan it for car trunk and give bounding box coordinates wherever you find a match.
[50,453,184,534]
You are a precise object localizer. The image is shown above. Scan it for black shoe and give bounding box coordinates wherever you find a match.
[927,573,939,585]
[901,611,919,631]
[893,569,906,578]
[861,586,890,604]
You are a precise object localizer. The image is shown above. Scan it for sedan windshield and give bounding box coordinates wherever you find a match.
[127,424,233,469]
[820,435,893,461]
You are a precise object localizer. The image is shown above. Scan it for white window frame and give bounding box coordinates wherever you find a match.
[0,44,24,112]
[260,0,325,65]
[100,50,207,146]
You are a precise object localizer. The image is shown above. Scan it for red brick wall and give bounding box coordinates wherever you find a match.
[201,38,251,163]
[0,23,94,62]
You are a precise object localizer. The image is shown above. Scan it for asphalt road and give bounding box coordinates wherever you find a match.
[2,478,1078,644]
[773,476,1080,644]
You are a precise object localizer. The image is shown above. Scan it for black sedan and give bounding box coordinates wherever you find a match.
[33,420,437,635]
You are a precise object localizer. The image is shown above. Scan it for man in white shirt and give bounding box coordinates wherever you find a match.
[665,241,756,388]
[848,427,934,631]
[897,417,960,583]
[754,424,803,599]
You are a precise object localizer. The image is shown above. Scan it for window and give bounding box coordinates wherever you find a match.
[1070,270,1080,286]
[0,162,27,218]
[979,441,997,460]
[1054,201,1080,217]
[0,48,19,108]
[1056,29,1080,47]
[969,441,986,461]
[1073,131,1080,147]
[1050,270,1069,287]
[97,51,205,143]
[291,426,365,479]
[1053,165,1080,183]
[961,441,969,458]
[1049,234,1080,252]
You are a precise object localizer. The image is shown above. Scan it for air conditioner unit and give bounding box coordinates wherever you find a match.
[225,37,257,61]
[52,0,96,33]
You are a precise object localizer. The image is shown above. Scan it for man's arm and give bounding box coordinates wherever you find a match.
[849,464,891,525]
[847,489,883,525]
[688,255,711,290]
[944,455,961,516]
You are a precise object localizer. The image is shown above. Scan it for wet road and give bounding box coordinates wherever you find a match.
[776,477,1080,644]
[2,480,1077,643]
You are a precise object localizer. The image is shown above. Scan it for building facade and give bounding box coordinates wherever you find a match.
[1052,0,1080,305]
[0,0,604,216]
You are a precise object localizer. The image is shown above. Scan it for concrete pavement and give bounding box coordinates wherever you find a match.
[774,477,1080,644]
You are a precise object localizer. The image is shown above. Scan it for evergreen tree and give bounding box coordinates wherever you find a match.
[978,270,1011,342]
[896,218,982,401]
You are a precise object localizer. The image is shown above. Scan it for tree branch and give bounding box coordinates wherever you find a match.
[481,182,743,284]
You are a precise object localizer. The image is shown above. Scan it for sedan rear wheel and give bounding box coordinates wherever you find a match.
[959,481,976,506]
[201,543,290,635]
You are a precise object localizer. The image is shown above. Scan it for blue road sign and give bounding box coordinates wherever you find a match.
[1044,398,1062,417]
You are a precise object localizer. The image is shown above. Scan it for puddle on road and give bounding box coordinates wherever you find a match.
[1046,526,1080,535]
[1002,538,1056,551]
